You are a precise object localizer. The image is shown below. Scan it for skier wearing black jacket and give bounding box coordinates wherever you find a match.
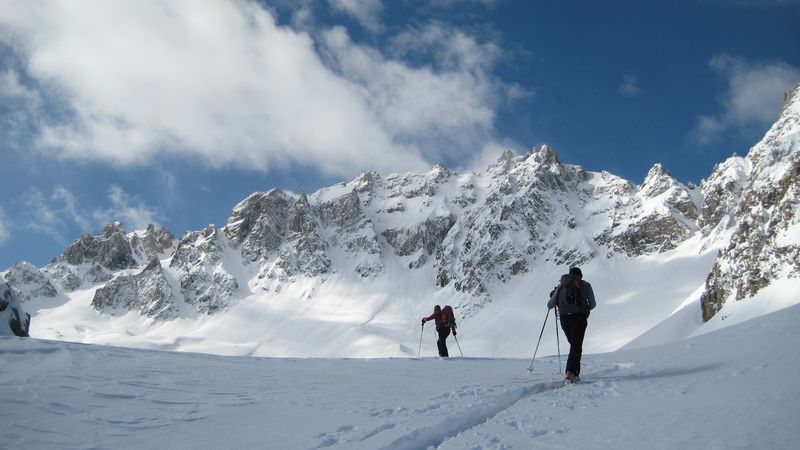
[422,305,457,357]
[548,267,596,383]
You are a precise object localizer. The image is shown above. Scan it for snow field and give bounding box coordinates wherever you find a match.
[2,303,798,449]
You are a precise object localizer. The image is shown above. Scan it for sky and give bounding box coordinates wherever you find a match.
[0,0,799,270]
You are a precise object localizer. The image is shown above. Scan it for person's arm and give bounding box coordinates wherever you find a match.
[422,313,435,324]
[547,285,559,309]
[585,282,596,310]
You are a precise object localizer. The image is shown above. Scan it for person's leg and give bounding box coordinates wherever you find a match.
[561,314,587,376]
[437,327,451,357]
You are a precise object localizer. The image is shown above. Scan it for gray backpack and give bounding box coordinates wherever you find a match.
[557,276,589,315]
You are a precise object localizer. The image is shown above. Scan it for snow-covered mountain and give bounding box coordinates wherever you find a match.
[699,86,800,321]
[3,84,799,357]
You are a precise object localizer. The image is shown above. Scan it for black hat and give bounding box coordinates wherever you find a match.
[569,267,583,278]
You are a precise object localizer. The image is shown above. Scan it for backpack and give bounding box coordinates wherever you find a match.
[557,276,588,315]
[441,305,456,328]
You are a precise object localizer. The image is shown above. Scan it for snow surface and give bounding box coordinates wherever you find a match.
[2,303,798,449]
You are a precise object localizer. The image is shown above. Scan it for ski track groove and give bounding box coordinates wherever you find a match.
[375,365,626,450]
[376,380,562,450]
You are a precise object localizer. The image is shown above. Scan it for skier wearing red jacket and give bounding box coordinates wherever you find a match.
[422,304,457,357]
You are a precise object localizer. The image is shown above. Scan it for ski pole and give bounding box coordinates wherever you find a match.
[554,307,562,374]
[417,322,425,358]
[527,308,551,372]
[453,332,464,358]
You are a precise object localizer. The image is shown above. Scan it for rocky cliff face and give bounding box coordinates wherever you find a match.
[3,261,57,303]
[42,222,175,291]
[170,225,238,314]
[700,83,800,321]
[92,258,177,319]
[596,163,700,256]
[1,281,31,337]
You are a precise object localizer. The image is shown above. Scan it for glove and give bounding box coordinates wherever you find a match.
[452,328,457,336]
[421,318,426,325]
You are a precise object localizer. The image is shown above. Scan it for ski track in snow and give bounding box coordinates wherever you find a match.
[375,380,561,450]
[300,362,671,449]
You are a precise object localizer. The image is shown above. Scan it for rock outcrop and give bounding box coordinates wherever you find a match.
[3,261,57,303]
[170,225,238,314]
[0,281,31,337]
[91,258,177,319]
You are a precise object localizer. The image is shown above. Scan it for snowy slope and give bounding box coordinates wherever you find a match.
[2,302,798,449]
[21,233,723,358]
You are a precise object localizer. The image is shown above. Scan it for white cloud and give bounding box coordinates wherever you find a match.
[320,23,509,162]
[93,186,160,232]
[329,0,384,32]
[464,140,514,173]
[52,186,92,231]
[0,70,41,105]
[16,185,160,242]
[692,54,800,144]
[19,188,66,241]
[389,22,503,72]
[0,207,10,245]
[3,0,499,176]
[619,73,644,97]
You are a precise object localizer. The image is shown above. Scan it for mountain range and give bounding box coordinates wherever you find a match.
[2,84,798,357]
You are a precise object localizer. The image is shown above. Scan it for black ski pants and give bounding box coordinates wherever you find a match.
[436,327,451,357]
[560,313,588,376]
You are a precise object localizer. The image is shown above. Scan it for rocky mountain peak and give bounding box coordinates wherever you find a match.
[354,171,380,199]
[535,144,561,166]
[781,82,800,116]
[131,224,175,263]
[488,149,516,176]
[641,163,677,197]
[700,83,800,321]
[3,261,57,303]
[101,221,125,237]
[60,222,136,272]
[224,189,293,262]
[428,163,451,184]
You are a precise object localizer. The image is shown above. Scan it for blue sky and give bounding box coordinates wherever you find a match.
[1,0,799,270]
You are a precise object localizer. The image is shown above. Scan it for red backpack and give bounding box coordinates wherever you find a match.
[441,305,456,328]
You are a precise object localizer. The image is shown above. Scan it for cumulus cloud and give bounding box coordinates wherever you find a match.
[692,54,800,144]
[329,0,384,32]
[0,0,513,177]
[319,22,510,162]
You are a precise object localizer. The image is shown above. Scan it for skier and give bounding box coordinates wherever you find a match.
[421,305,457,357]
[548,267,595,384]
